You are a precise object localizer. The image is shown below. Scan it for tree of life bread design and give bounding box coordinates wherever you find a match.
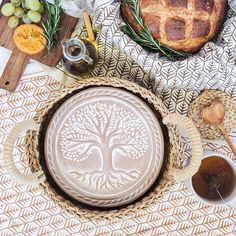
[60,102,148,192]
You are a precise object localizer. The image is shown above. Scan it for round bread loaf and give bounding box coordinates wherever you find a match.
[121,0,227,53]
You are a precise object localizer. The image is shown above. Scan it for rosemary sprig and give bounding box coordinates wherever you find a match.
[42,0,62,53]
[121,0,188,60]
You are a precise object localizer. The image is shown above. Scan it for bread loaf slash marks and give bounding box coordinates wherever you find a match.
[165,18,186,40]
[121,0,227,53]
[195,0,214,13]
[166,0,187,8]
[193,19,210,37]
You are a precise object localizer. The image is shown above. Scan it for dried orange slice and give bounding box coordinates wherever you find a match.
[13,24,46,55]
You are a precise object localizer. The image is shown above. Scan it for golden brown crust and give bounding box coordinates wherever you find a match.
[121,0,227,53]
[121,5,143,33]
[142,13,161,39]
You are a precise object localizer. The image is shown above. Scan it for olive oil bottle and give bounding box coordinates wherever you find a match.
[61,37,98,77]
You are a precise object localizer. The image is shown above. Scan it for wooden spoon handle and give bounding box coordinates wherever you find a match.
[83,11,95,42]
[218,125,236,157]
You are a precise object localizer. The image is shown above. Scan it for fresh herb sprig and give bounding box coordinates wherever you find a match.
[121,0,188,60]
[42,0,61,53]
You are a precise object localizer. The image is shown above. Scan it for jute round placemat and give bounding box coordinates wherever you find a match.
[188,90,236,140]
[24,77,185,220]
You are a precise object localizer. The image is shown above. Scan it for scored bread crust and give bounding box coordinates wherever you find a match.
[121,0,227,53]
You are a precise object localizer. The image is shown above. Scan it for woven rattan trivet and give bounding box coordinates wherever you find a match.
[188,90,236,140]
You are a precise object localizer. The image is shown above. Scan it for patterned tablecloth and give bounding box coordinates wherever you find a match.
[1,53,236,236]
[0,1,236,235]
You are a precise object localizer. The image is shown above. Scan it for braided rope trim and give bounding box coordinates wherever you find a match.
[25,77,184,220]
[4,120,45,185]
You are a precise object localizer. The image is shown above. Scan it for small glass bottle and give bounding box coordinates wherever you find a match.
[61,37,98,77]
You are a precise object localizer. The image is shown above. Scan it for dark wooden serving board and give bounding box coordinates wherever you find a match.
[0,0,78,92]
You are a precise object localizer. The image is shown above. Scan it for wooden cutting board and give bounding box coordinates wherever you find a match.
[0,0,78,92]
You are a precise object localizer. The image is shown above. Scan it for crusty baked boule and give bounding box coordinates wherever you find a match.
[121,0,227,53]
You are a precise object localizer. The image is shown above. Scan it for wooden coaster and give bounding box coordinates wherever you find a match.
[188,90,236,140]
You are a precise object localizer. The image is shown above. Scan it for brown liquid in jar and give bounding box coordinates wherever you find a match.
[192,156,235,201]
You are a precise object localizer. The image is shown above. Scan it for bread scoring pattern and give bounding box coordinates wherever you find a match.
[122,0,227,53]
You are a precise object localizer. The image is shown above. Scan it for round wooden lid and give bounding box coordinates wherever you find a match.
[45,87,164,207]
